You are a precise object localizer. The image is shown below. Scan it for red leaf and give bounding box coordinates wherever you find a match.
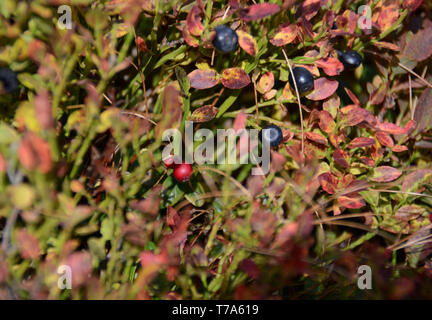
[348,137,376,149]
[186,6,204,36]
[136,36,147,52]
[187,69,219,89]
[270,24,298,47]
[239,259,260,280]
[233,110,247,131]
[338,195,366,209]
[318,172,338,194]
[341,106,376,127]
[371,166,402,182]
[297,0,321,20]
[34,89,53,130]
[375,131,394,147]
[392,145,408,152]
[18,133,53,173]
[318,110,336,133]
[167,206,180,228]
[375,122,406,135]
[333,149,349,168]
[306,78,338,101]
[239,3,280,22]
[16,229,40,259]
[305,131,328,146]
[182,26,199,47]
[221,68,251,89]
[236,30,258,56]
[315,57,344,76]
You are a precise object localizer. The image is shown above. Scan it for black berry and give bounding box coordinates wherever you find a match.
[0,68,19,94]
[261,125,283,147]
[337,50,362,70]
[288,67,314,94]
[212,25,238,53]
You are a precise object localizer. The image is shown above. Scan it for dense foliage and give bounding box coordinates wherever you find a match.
[1,0,432,299]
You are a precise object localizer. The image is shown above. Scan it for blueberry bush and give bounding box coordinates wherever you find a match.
[1,0,432,299]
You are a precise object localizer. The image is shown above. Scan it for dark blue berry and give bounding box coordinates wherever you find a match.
[337,50,362,69]
[288,67,314,94]
[261,125,283,147]
[0,68,19,94]
[212,25,238,53]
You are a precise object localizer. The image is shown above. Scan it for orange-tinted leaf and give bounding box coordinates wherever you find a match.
[403,0,423,10]
[371,166,402,182]
[344,87,361,106]
[187,6,204,36]
[318,110,336,133]
[338,195,366,209]
[187,69,219,89]
[306,78,338,101]
[16,229,40,259]
[239,3,280,22]
[375,122,406,135]
[257,71,274,94]
[315,57,344,76]
[236,30,258,56]
[348,137,376,149]
[305,131,328,146]
[373,41,400,51]
[392,145,408,152]
[136,36,147,52]
[340,106,375,127]
[221,68,251,89]
[372,0,399,32]
[18,133,53,173]
[182,26,199,47]
[270,24,297,46]
[190,105,218,123]
[376,131,394,147]
[318,172,338,194]
[333,149,349,168]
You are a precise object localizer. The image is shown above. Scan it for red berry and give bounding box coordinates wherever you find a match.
[163,156,176,168]
[173,163,193,182]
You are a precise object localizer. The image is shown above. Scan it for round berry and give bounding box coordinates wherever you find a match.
[0,68,19,94]
[173,163,193,182]
[261,125,283,147]
[212,25,238,53]
[337,50,362,70]
[163,155,177,169]
[288,67,314,94]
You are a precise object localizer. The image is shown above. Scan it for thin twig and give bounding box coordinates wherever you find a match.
[282,48,304,156]
[398,62,432,89]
